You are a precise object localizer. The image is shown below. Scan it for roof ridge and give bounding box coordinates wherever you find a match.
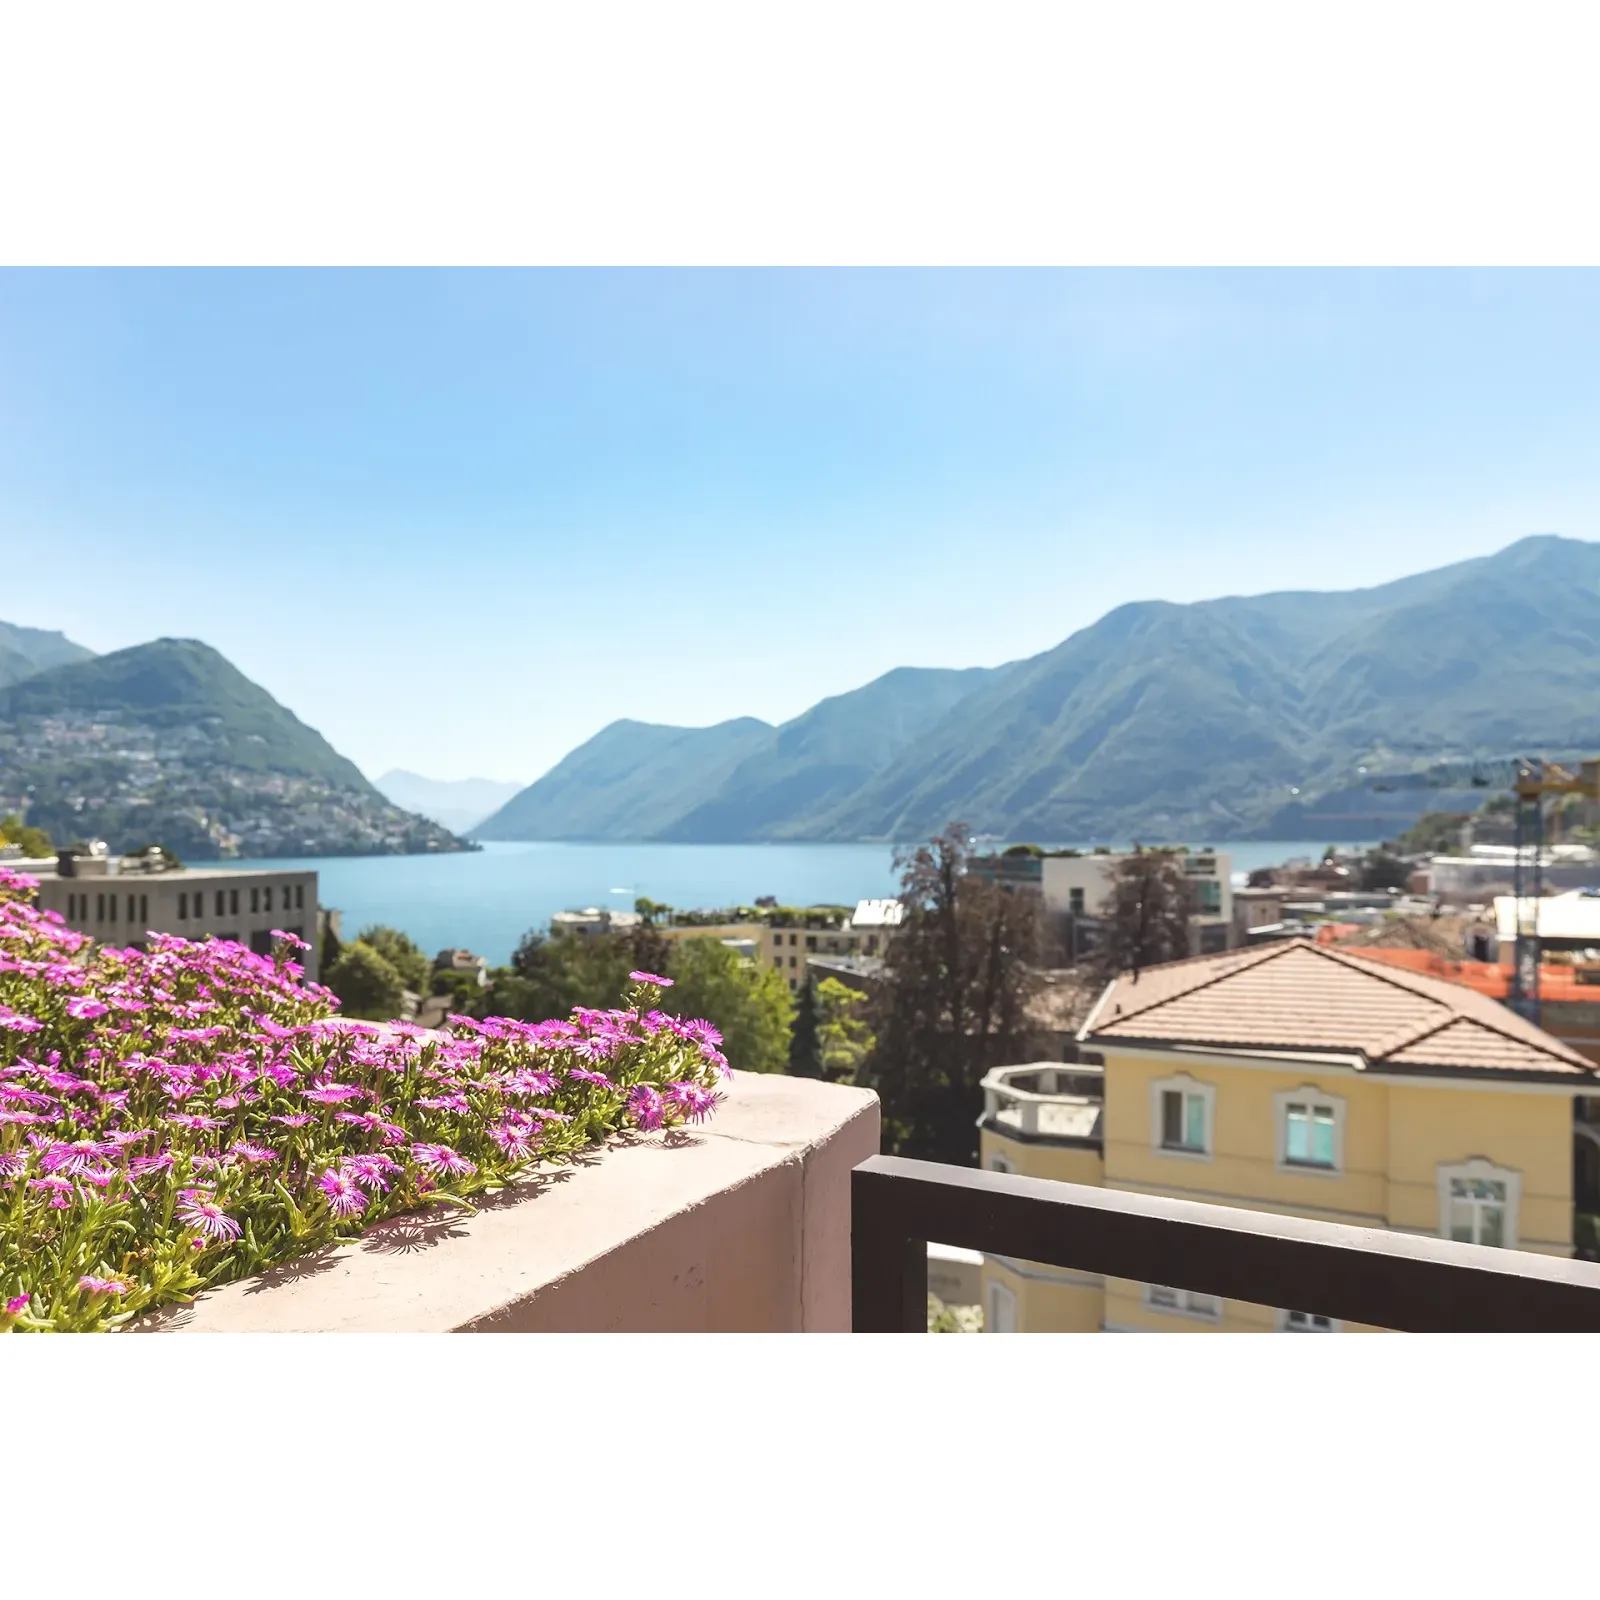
[1101,939,1296,1025]
[1332,944,1591,1068]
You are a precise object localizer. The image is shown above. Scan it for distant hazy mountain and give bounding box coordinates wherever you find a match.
[0,638,467,860]
[0,620,94,689]
[473,536,1600,843]
[374,770,526,835]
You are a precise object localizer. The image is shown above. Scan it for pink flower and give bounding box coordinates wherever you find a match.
[40,1137,118,1175]
[270,929,310,952]
[0,1008,42,1033]
[130,1151,176,1177]
[228,1140,278,1165]
[302,1082,365,1105]
[0,1150,24,1177]
[627,1084,665,1132]
[29,1175,75,1208]
[411,1143,476,1177]
[489,1115,542,1160]
[270,1113,316,1128]
[666,1082,722,1123]
[177,1191,242,1241]
[78,1276,127,1296]
[166,1113,226,1131]
[66,997,110,1021]
[4,1294,29,1316]
[628,971,674,988]
[568,1066,613,1089]
[345,1153,400,1193]
[317,1168,367,1218]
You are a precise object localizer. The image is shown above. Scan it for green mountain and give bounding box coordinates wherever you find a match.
[0,621,94,689]
[475,535,1600,843]
[473,667,1001,841]
[474,718,776,840]
[0,638,467,860]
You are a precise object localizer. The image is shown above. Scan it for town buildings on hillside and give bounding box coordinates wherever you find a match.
[977,937,1600,1332]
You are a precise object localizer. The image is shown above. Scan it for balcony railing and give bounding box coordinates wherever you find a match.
[981,1062,1104,1142]
[852,1155,1600,1332]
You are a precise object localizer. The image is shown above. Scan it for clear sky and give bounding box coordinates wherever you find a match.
[3,268,1599,787]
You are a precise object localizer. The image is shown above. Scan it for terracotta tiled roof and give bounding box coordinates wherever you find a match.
[1081,938,1596,1081]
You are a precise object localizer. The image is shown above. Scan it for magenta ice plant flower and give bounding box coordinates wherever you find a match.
[411,1142,476,1177]
[176,1191,242,1242]
[626,1084,666,1132]
[628,971,673,988]
[317,1167,367,1218]
[78,1276,127,1296]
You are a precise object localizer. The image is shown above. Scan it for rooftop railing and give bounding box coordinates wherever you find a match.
[851,1155,1600,1333]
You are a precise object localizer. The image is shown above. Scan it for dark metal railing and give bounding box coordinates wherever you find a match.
[852,1155,1600,1332]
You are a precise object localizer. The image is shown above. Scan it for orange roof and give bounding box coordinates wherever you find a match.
[1082,938,1596,1081]
[1346,946,1600,1003]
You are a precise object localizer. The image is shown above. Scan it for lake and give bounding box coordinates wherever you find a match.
[221,839,1364,966]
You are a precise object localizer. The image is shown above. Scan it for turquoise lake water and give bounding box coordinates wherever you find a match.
[222,840,1363,966]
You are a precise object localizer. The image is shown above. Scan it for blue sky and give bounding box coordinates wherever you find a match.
[3,268,1600,786]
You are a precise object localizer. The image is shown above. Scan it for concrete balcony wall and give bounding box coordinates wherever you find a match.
[138,1073,880,1333]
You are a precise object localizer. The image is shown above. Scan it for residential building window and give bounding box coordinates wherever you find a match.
[987,1281,1017,1334]
[295,886,304,910]
[1438,1159,1521,1248]
[230,889,239,916]
[1279,1309,1339,1333]
[1150,1073,1214,1157]
[107,894,115,923]
[1069,887,1085,915]
[773,956,783,968]
[264,886,273,913]
[139,894,148,926]
[1145,1283,1221,1321]
[988,1151,1014,1174]
[806,936,816,951]
[216,891,225,917]
[788,955,796,968]
[1274,1086,1344,1174]
[250,887,260,914]
[178,892,187,920]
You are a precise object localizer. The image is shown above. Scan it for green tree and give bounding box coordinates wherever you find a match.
[1359,850,1411,892]
[788,979,822,1077]
[355,925,430,994]
[816,977,874,1084]
[862,822,1044,1165]
[665,936,794,1075]
[0,813,52,858]
[324,939,407,1021]
[1086,846,1195,985]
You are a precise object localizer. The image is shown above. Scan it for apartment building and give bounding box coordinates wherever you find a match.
[977,937,1599,1332]
[24,848,321,980]
[762,899,903,994]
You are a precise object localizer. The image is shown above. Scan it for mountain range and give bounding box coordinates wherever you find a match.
[372,770,526,835]
[0,636,465,859]
[474,535,1600,844]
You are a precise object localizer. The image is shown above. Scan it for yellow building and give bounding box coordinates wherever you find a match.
[978,939,1600,1333]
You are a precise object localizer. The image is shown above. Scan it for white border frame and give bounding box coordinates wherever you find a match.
[1149,1071,1216,1161]
[1437,1157,1522,1249]
[1273,1083,1347,1177]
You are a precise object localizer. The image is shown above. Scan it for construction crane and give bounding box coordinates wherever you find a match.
[1509,757,1600,1023]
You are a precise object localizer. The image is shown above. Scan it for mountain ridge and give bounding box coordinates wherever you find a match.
[475,535,1600,843]
[0,637,466,859]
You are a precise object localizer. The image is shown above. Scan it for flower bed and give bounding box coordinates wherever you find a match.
[0,872,728,1332]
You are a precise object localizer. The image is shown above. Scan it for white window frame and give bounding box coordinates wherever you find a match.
[1149,1072,1215,1161]
[987,1151,1015,1175]
[1437,1158,1521,1249]
[987,1281,1017,1334]
[1273,1084,1346,1177]
[1143,1282,1221,1323]
[1277,1308,1341,1333]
